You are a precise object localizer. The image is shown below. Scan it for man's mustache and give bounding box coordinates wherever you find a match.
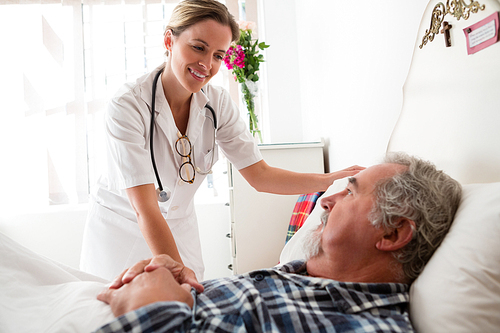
[320,211,328,230]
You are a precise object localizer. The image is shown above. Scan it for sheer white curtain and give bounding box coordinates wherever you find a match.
[0,0,238,213]
[0,1,87,211]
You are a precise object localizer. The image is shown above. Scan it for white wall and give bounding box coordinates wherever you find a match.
[260,0,429,171]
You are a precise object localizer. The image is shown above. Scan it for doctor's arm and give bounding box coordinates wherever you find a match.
[238,160,364,195]
[126,184,184,265]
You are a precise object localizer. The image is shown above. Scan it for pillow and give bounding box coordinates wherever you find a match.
[279,177,349,263]
[410,182,500,332]
[285,192,324,243]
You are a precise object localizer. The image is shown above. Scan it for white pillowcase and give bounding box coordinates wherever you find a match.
[279,177,349,264]
[410,182,500,332]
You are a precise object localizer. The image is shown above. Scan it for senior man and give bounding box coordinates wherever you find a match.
[95,152,462,333]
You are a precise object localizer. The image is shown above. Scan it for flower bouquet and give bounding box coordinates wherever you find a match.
[224,21,269,142]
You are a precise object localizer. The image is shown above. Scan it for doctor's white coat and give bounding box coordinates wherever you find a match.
[80,66,262,281]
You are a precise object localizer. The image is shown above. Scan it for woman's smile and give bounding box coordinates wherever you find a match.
[188,67,208,81]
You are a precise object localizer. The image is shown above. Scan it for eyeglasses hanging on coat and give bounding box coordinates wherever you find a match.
[150,68,218,202]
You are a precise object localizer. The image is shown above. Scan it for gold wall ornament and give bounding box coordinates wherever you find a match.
[420,2,447,48]
[419,0,486,49]
[447,0,486,20]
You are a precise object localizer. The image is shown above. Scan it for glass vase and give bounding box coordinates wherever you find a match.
[239,79,262,143]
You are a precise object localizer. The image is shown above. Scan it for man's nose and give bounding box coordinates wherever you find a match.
[320,193,339,211]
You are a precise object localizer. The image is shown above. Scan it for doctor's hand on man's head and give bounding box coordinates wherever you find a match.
[326,165,366,188]
[108,254,204,293]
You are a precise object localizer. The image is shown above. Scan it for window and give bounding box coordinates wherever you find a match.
[0,0,237,212]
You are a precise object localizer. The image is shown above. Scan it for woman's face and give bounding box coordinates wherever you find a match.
[165,19,233,94]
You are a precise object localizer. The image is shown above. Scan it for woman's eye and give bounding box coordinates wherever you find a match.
[193,45,203,51]
[215,54,224,61]
[346,188,352,195]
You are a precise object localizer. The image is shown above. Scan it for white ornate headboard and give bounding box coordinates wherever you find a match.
[387,0,500,184]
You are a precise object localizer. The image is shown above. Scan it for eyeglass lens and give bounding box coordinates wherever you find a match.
[179,161,195,183]
[176,135,195,183]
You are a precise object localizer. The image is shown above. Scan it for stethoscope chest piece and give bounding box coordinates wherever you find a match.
[156,188,172,202]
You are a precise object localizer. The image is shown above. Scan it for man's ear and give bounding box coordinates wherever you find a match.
[376,218,415,252]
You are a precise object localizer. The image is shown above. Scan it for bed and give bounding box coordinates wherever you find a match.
[0,232,115,332]
[1,0,500,331]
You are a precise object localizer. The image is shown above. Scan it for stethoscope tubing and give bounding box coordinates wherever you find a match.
[150,68,164,191]
[150,68,217,195]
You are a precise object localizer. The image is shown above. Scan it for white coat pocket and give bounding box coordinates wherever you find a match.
[201,146,219,173]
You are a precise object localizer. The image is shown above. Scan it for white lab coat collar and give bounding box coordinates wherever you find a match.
[187,87,211,146]
[139,64,211,146]
[138,65,163,113]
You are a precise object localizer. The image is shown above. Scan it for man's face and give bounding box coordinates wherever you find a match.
[306,163,406,265]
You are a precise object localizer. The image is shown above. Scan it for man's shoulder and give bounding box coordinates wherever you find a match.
[276,260,307,274]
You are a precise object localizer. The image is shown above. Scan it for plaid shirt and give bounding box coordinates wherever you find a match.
[95,260,414,333]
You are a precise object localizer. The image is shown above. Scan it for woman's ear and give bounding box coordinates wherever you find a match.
[376,218,415,252]
[164,30,173,51]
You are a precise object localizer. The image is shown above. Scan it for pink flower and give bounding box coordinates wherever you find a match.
[224,45,245,71]
[237,20,256,31]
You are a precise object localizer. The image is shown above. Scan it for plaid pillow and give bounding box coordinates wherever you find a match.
[285,192,324,243]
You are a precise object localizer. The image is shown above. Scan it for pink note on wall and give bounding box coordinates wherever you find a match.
[463,11,500,55]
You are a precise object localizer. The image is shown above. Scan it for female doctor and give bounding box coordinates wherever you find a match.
[80,0,363,282]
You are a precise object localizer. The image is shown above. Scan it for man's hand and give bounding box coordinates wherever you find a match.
[97,267,194,317]
[109,254,204,293]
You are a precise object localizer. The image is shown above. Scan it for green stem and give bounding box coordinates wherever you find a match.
[241,81,262,142]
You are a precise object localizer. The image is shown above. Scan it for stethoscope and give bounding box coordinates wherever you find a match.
[150,68,217,202]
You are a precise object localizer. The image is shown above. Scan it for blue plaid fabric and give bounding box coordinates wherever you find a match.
[95,260,414,333]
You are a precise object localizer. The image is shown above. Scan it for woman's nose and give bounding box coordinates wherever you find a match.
[198,56,212,70]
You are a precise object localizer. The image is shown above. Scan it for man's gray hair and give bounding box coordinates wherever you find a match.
[369,152,462,282]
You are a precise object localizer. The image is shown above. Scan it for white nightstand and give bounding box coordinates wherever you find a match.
[227,141,325,274]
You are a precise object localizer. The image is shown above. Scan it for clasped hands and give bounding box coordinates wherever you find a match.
[97,255,204,317]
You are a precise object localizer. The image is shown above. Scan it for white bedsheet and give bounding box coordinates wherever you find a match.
[0,232,114,333]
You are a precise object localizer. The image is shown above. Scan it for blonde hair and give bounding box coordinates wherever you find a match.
[165,0,239,56]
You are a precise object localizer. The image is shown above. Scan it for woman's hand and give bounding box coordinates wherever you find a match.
[327,165,365,183]
[109,254,204,293]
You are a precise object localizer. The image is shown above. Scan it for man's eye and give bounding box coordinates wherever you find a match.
[346,188,352,195]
